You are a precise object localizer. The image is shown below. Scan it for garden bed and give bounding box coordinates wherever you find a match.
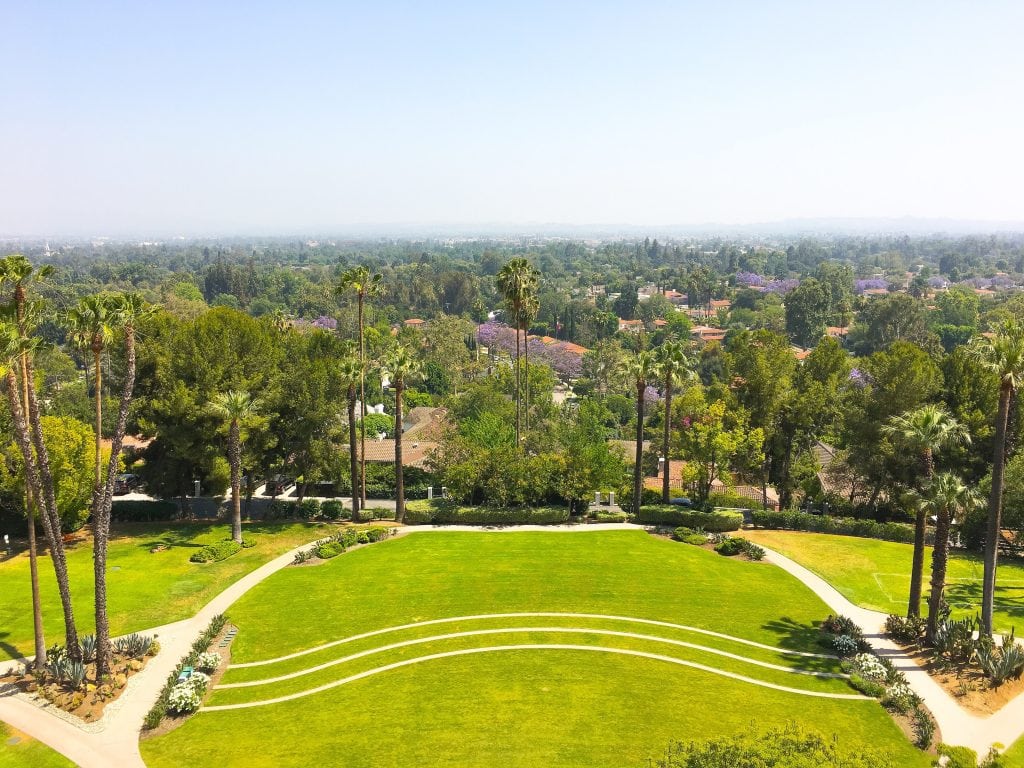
[895,642,1024,716]
[0,635,158,722]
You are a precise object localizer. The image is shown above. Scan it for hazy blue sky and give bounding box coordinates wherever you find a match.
[3,1,1022,236]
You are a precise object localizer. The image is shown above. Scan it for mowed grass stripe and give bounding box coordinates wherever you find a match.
[217,626,850,689]
[224,531,833,664]
[230,611,838,668]
[203,644,869,711]
[223,613,842,683]
[206,630,854,706]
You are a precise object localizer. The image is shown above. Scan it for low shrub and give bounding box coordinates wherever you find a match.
[240,535,256,548]
[673,528,708,546]
[190,540,242,563]
[912,705,935,749]
[195,652,221,672]
[714,537,746,556]
[885,614,925,646]
[168,671,210,714]
[637,506,743,531]
[110,500,179,523]
[820,614,868,658]
[705,491,757,510]
[936,745,1007,768]
[320,500,347,520]
[749,509,923,545]
[264,500,298,520]
[296,498,321,519]
[594,512,628,523]
[315,541,343,559]
[403,500,570,526]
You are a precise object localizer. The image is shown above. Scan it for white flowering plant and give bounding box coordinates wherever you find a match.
[167,671,210,714]
[196,652,221,672]
[850,652,887,682]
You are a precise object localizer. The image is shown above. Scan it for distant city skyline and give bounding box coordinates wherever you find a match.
[4,1,1023,237]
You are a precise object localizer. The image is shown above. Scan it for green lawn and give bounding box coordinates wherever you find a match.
[0,520,332,661]
[743,530,1024,633]
[141,531,930,767]
[0,722,74,768]
[1004,735,1024,767]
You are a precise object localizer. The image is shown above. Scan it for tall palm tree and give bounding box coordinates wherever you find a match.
[0,326,45,668]
[908,473,980,643]
[65,296,118,494]
[882,405,970,618]
[0,256,53,667]
[336,266,384,508]
[0,255,79,659]
[973,319,1024,635]
[496,258,539,445]
[624,350,657,515]
[385,345,423,523]
[209,391,259,544]
[338,355,363,521]
[654,340,694,504]
[91,293,154,676]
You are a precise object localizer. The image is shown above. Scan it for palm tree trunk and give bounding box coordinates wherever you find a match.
[94,326,138,677]
[634,380,645,514]
[21,357,80,658]
[26,487,45,669]
[5,375,46,669]
[93,347,102,491]
[662,378,672,504]
[395,378,405,523]
[524,328,530,434]
[514,323,521,445]
[907,448,934,618]
[982,383,1013,635]
[229,419,242,543]
[358,294,367,509]
[926,503,952,643]
[348,383,360,521]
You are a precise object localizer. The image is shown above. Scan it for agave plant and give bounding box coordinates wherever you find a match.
[114,633,152,659]
[79,634,97,663]
[931,616,979,666]
[68,659,87,689]
[978,633,1024,687]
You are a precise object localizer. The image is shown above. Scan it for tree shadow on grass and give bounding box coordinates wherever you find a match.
[760,616,847,674]
[0,631,27,664]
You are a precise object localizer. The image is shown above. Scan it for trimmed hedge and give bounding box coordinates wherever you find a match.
[111,500,179,522]
[749,510,924,545]
[190,539,242,563]
[404,500,570,526]
[636,506,743,531]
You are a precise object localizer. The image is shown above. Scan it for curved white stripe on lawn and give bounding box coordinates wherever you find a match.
[203,644,870,711]
[230,612,836,668]
[218,627,848,688]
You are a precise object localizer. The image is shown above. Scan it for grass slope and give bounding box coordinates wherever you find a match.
[743,530,1024,632]
[141,531,929,767]
[0,723,74,768]
[0,521,328,661]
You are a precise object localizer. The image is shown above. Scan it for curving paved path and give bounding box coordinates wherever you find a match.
[3,523,1023,766]
[760,545,1023,758]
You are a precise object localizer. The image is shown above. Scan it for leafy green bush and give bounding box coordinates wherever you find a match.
[240,535,256,548]
[403,500,570,526]
[637,506,743,531]
[884,614,925,646]
[653,723,896,768]
[741,539,766,560]
[320,500,347,520]
[935,745,1007,768]
[706,491,757,510]
[714,537,764,558]
[594,512,628,523]
[111,500,179,522]
[749,510,922,545]
[315,541,343,559]
[265,500,298,520]
[189,540,242,563]
[296,498,321,519]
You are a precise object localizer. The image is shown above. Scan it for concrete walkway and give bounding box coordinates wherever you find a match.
[3,524,1023,766]
[761,545,1019,757]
